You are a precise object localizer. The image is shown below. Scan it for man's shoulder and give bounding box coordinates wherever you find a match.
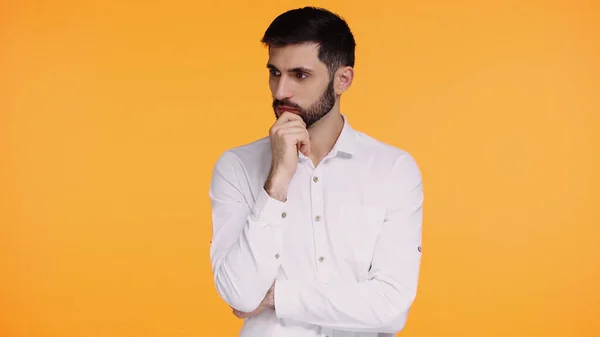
[227,135,271,156]
[213,136,271,168]
[353,129,415,164]
[352,129,422,184]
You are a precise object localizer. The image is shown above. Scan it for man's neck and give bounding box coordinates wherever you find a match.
[306,110,344,166]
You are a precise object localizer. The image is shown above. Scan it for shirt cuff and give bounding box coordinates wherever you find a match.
[251,188,288,227]
[274,280,303,320]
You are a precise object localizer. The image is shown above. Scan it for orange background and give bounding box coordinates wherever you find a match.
[1,1,599,336]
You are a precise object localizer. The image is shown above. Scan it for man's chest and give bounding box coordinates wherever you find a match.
[268,161,389,282]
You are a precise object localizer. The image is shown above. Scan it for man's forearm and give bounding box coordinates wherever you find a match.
[273,278,414,333]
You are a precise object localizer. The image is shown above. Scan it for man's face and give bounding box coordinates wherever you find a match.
[267,43,336,128]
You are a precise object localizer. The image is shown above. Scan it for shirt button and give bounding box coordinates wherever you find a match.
[281,212,287,219]
[313,176,319,183]
[314,215,321,222]
[318,256,324,262]
[275,253,280,259]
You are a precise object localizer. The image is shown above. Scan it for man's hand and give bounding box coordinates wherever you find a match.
[232,281,276,319]
[264,112,310,202]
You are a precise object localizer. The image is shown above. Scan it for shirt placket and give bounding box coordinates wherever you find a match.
[310,166,330,285]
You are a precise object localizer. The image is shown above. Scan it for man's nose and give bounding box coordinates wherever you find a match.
[274,77,293,101]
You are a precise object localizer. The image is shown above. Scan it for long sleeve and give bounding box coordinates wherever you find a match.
[273,153,424,333]
[209,151,287,313]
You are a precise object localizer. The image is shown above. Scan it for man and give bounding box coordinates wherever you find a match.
[209,7,424,337]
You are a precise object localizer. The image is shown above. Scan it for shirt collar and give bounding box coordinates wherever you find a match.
[331,114,356,156]
[297,114,357,160]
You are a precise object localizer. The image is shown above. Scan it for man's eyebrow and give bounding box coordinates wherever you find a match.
[266,64,314,74]
[289,67,313,74]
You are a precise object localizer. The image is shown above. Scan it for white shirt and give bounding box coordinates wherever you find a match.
[209,115,424,337]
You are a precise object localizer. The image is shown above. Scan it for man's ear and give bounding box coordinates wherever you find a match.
[334,66,354,95]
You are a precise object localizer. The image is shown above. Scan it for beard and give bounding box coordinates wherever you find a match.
[272,79,336,128]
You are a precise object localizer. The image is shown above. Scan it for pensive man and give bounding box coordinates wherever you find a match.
[209,6,424,337]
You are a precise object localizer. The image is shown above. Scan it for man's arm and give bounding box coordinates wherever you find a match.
[273,153,423,333]
[209,151,287,313]
[211,113,310,313]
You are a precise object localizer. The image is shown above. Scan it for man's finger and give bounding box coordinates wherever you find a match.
[274,126,308,135]
[270,120,306,136]
[277,111,305,126]
[273,119,305,131]
[299,142,310,156]
[232,309,248,319]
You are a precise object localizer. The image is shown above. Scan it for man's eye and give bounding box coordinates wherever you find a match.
[269,69,281,76]
[296,72,308,79]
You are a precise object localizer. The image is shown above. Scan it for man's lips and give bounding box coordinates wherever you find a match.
[277,106,299,113]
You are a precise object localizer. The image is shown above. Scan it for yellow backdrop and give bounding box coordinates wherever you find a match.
[2,1,599,336]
